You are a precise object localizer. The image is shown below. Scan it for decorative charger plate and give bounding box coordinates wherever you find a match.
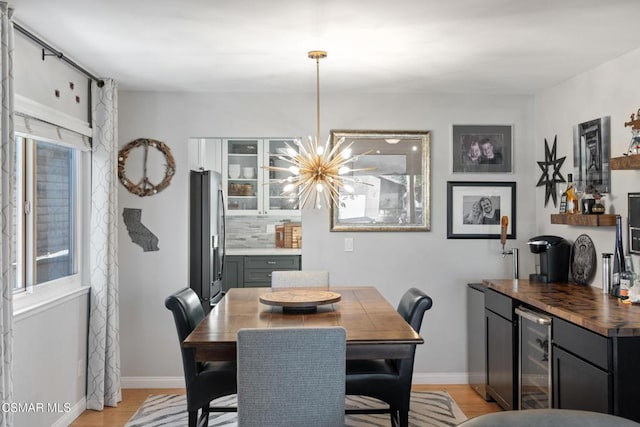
[259,290,341,313]
[571,234,597,285]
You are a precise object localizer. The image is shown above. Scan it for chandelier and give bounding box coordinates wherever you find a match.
[266,51,370,209]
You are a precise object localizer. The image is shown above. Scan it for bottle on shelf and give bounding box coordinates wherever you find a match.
[563,174,579,214]
[612,215,625,297]
[620,255,635,300]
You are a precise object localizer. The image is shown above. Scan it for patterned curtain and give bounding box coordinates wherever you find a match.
[87,80,121,410]
[0,3,14,426]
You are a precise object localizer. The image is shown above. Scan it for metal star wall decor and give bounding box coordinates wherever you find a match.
[536,136,566,207]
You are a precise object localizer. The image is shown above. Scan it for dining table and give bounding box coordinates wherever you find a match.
[183,286,424,362]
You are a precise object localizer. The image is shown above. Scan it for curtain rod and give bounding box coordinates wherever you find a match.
[14,22,104,87]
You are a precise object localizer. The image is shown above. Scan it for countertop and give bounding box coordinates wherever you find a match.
[483,278,640,337]
[226,248,302,256]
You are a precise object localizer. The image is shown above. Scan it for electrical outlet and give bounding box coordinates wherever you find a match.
[344,238,354,252]
[266,224,276,233]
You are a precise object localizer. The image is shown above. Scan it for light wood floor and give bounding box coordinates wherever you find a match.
[69,384,501,426]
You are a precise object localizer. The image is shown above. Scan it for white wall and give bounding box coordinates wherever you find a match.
[118,91,536,384]
[534,47,640,284]
[13,296,89,427]
[14,33,89,121]
[11,32,91,426]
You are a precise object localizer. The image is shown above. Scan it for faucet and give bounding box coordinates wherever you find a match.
[502,247,519,279]
[500,216,519,279]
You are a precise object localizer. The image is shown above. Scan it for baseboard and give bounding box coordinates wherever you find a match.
[121,373,468,389]
[121,376,185,388]
[412,372,468,385]
[52,397,86,427]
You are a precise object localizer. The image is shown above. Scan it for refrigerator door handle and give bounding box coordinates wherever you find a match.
[219,188,226,279]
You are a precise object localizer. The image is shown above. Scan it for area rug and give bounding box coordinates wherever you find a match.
[125,390,467,427]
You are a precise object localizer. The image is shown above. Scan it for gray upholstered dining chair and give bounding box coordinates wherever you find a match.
[344,287,433,427]
[236,326,346,427]
[270,270,330,288]
[457,409,640,426]
[165,288,237,427]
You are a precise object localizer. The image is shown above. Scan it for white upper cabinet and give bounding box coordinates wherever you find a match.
[223,138,300,215]
[188,137,222,172]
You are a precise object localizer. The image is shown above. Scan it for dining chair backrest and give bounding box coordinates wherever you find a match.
[271,270,330,288]
[237,326,346,427]
[164,287,205,384]
[165,287,237,425]
[343,287,432,427]
[394,287,433,377]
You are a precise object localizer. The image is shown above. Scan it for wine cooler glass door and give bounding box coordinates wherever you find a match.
[516,305,552,410]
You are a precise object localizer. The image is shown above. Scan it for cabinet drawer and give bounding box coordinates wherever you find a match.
[553,317,610,370]
[244,256,300,270]
[245,269,277,284]
[485,289,514,320]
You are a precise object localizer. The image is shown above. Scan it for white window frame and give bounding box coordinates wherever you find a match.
[13,99,92,319]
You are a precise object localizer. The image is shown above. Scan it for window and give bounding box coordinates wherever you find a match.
[13,131,87,294]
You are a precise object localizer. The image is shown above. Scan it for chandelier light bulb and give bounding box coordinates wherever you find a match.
[343,184,354,193]
[288,166,300,174]
[316,183,324,192]
[341,148,352,159]
[287,147,297,157]
[316,145,325,155]
[338,166,350,175]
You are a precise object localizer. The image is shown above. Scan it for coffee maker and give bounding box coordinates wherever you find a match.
[527,235,571,283]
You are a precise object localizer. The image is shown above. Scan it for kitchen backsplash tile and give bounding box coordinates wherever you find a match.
[227,215,301,248]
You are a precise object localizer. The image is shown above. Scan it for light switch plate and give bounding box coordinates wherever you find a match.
[344,238,354,252]
[266,224,276,233]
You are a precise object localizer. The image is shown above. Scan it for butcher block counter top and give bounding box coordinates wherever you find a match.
[483,278,640,338]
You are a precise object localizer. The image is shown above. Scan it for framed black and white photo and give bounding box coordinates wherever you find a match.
[447,181,516,239]
[452,124,513,173]
[573,116,610,194]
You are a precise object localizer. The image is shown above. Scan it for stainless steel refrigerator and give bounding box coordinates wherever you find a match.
[189,170,225,312]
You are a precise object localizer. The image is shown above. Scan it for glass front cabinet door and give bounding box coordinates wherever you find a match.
[223,138,299,215]
[264,139,300,214]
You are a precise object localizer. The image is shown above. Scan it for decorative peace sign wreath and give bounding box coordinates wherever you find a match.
[118,138,176,197]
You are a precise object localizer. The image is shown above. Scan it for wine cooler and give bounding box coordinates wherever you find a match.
[516,305,552,410]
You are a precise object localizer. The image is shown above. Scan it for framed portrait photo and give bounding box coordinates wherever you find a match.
[452,124,513,173]
[447,181,516,239]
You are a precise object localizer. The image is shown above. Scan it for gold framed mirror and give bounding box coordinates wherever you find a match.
[329,130,430,232]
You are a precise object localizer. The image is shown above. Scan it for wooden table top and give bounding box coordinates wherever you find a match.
[484,279,640,337]
[183,286,424,361]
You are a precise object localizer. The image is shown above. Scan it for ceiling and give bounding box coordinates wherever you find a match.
[9,0,640,94]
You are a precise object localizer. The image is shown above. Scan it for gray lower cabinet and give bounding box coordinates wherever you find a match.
[552,317,612,414]
[222,254,301,289]
[485,289,518,411]
[222,255,244,292]
[484,289,640,422]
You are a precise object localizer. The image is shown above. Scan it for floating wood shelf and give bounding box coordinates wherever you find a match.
[550,213,617,226]
[611,155,640,170]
